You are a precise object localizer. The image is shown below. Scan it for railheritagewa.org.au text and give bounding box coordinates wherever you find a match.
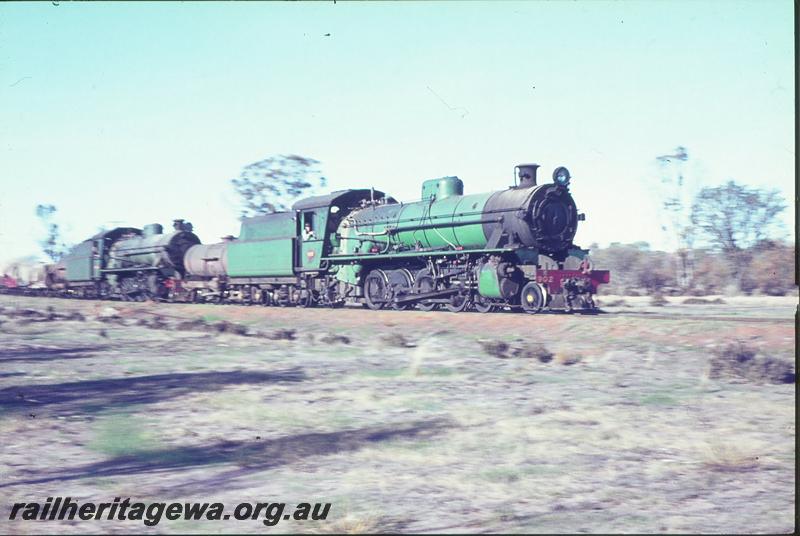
[8,497,331,526]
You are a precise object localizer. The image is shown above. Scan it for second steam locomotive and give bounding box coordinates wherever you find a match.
[11,163,609,313]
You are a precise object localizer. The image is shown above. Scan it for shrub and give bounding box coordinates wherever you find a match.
[478,339,509,358]
[709,342,795,384]
[380,333,414,348]
[650,293,668,306]
[512,342,553,362]
[319,333,351,345]
[682,297,726,305]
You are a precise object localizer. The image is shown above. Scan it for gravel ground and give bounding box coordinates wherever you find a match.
[0,294,795,534]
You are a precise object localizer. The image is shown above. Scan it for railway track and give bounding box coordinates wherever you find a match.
[1,288,794,325]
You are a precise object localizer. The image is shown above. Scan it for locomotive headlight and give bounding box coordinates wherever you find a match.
[552,166,571,186]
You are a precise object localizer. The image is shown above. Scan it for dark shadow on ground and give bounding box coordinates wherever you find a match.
[0,417,453,490]
[0,346,109,363]
[0,368,305,416]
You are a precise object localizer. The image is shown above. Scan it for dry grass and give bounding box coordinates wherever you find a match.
[601,298,629,307]
[308,513,402,534]
[0,294,794,534]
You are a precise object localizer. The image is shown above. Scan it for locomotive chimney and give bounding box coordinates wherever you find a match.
[515,163,539,189]
[173,219,193,232]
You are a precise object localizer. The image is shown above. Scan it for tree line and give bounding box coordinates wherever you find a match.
[644,146,791,294]
[590,240,795,297]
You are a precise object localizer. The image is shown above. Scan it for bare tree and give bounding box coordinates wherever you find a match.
[654,146,697,290]
[231,154,327,218]
[691,180,786,290]
[35,204,67,261]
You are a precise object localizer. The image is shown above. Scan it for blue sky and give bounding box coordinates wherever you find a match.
[0,0,794,264]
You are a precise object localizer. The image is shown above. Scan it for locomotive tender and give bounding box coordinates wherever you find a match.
[9,163,609,313]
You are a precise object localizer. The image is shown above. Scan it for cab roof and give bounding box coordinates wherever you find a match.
[291,189,391,211]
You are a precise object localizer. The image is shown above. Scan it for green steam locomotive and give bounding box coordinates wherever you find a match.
[34,163,609,313]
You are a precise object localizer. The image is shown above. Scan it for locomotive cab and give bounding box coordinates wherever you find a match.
[292,189,390,272]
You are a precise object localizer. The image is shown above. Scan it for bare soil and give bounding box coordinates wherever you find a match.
[0,294,795,533]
